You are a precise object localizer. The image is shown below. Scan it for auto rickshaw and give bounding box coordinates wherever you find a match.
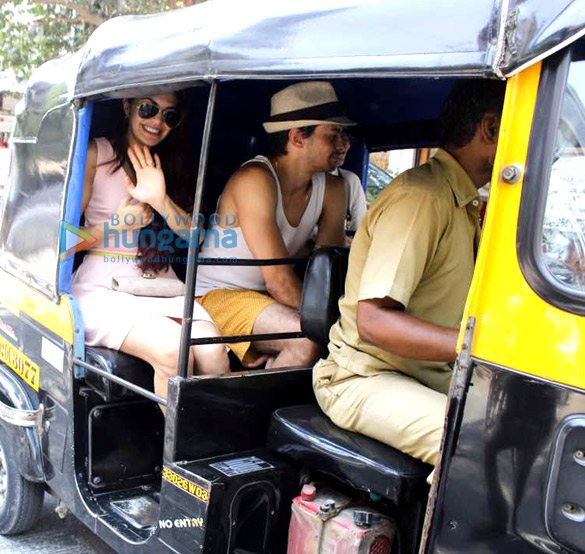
[0,0,584,552]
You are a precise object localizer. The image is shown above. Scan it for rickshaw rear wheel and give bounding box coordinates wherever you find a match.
[0,422,44,535]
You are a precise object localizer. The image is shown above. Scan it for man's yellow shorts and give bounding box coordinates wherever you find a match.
[196,289,276,363]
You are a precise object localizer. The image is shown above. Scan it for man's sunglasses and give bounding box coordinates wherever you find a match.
[136,101,182,129]
[340,130,357,145]
[328,130,357,146]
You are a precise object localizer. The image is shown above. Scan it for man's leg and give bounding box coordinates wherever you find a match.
[197,289,322,368]
[315,364,447,465]
[251,303,323,368]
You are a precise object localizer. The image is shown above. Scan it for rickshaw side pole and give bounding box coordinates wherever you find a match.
[177,80,218,379]
[75,359,167,405]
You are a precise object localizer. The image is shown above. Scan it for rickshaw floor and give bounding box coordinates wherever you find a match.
[94,487,161,540]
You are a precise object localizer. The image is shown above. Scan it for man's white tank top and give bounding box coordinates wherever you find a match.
[195,156,326,295]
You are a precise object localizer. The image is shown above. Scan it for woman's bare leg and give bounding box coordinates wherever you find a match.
[190,319,230,376]
[121,316,228,407]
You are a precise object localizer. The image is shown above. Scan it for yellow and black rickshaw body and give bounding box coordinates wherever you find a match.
[0,0,584,552]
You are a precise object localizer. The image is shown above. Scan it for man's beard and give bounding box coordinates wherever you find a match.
[482,156,495,184]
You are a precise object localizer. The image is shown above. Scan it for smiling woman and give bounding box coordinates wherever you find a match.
[70,92,230,403]
[125,96,182,147]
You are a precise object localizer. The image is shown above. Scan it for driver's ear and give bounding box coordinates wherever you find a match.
[481,113,500,144]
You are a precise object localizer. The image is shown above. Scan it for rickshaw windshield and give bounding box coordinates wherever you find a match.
[0,104,75,297]
[541,50,585,292]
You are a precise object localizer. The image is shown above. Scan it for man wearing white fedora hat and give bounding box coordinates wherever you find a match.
[195,81,353,368]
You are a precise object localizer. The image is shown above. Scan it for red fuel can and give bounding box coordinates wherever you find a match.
[287,485,395,554]
[287,485,352,554]
[320,506,395,554]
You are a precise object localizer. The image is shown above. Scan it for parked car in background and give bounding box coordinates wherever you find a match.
[366,161,394,205]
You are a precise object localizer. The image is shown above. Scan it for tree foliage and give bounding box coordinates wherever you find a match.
[0,0,198,80]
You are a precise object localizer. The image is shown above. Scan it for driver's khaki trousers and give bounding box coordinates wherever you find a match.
[313,358,448,469]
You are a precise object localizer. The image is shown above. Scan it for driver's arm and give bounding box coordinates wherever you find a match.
[357,297,458,361]
[230,165,303,308]
[355,188,458,361]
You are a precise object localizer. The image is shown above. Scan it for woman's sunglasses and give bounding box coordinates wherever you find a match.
[136,101,182,129]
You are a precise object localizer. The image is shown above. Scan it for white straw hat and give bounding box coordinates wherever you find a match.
[263,81,355,134]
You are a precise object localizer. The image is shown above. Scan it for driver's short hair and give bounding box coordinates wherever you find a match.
[440,80,506,148]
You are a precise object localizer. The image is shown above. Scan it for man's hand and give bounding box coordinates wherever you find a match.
[246,353,278,369]
[357,297,459,362]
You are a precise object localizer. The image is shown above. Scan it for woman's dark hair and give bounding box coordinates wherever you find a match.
[106,92,196,274]
[440,80,506,148]
[267,125,317,156]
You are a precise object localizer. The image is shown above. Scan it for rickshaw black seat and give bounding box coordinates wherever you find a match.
[268,404,431,504]
[300,247,349,347]
[84,346,154,401]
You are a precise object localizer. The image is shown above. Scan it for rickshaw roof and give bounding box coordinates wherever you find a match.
[25,0,585,107]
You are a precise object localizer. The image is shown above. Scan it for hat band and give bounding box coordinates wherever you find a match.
[269,101,347,123]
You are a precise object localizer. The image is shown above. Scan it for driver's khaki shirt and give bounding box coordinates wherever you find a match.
[324,149,481,395]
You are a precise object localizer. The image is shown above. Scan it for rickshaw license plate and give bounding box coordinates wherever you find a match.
[162,467,209,503]
[210,456,275,477]
[0,335,40,391]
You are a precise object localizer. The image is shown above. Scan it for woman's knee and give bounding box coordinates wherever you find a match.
[150,344,181,374]
[192,344,229,375]
[189,320,229,374]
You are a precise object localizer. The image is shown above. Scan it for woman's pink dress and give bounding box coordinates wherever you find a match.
[72,137,212,349]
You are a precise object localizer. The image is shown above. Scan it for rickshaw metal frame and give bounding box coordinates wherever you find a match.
[1,2,584,552]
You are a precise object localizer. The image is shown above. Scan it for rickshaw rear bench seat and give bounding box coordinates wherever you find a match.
[268,247,432,505]
[84,346,154,401]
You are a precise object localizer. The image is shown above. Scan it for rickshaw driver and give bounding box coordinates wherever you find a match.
[313,81,506,471]
[195,81,350,368]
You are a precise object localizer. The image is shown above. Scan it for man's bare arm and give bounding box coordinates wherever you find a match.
[356,297,459,362]
[316,173,346,247]
[230,166,303,308]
